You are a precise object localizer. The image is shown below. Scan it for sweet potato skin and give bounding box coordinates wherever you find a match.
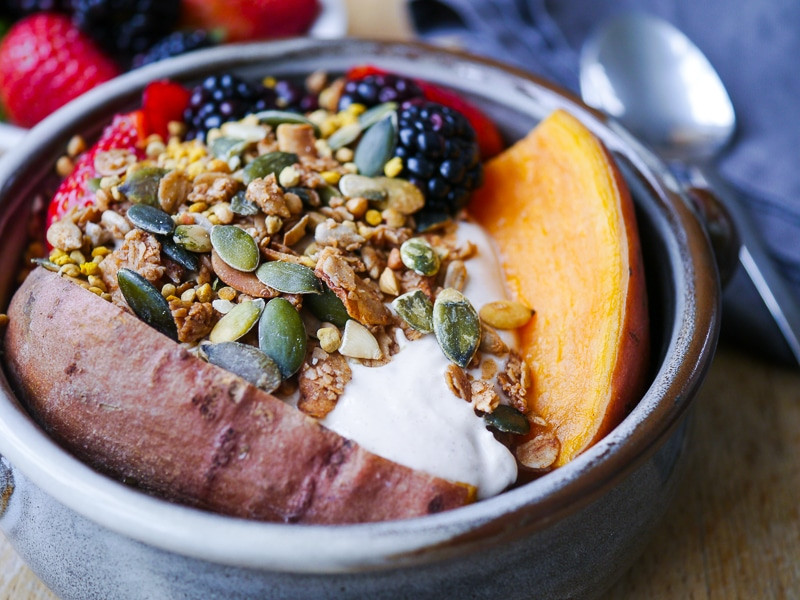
[3,267,474,523]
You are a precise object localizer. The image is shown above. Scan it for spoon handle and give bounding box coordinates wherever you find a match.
[689,164,800,365]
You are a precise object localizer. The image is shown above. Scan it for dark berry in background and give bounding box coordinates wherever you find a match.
[71,0,180,63]
[132,30,215,69]
[2,0,71,18]
[394,100,483,217]
[338,73,423,111]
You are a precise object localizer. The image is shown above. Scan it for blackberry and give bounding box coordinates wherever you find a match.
[338,74,423,111]
[71,0,180,62]
[132,30,215,69]
[394,100,483,217]
[3,0,71,18]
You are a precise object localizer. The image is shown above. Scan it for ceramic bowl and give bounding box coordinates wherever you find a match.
[0,39,720,600]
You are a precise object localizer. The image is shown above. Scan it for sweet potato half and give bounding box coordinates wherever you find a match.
[2,267,474,524]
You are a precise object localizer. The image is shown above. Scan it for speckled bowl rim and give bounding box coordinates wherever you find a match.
[0,38,719,573]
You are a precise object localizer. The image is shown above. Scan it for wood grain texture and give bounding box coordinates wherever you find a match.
[2,0,799,596]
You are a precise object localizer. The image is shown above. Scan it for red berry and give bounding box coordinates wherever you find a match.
[181,0,320,42]
[47,111,146,229]
[345,64,504,159]
[0,13,120,127]
[142,80,191,140]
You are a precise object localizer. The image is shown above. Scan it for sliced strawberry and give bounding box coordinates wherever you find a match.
[345,64,504,158]
[142,80,191,140]
[47,110,146,229]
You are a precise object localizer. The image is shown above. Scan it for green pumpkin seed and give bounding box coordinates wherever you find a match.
[31,257,59,272]
[209,298,265,343]
[243,151,298,185]
[230,190,260,216]
[253,110,321,137]
[201,341,282,393]
[317,184,342,205]
[210,225,260,272]
[258,297,307,377]
[358,102,398,129]
[210,136,248,161]
[338,174,387,201]
[305,284,349,327]
[433,288,481,368]
[354,114,397,177]
[484,405,530,435]
[127,204,175,236]
[160,236,200,271]
[255,261,323,294]
[87,177,102,193]
[284,186,320,208]
[400,237,440,276]
[118,167,169,206]
[173,224,212,253]
[392,290,434,333]
[117,268,177,341]
[327,123,362,150]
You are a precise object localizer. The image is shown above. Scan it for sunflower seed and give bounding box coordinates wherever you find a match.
[400,237,440,276]
[392,290,433,333]
[117,268,177,341]
[484,405,530,435]
[118,167,169,206]
[433,288,481,368]
[354,114,397,177]
[305,284,350,327]
[209,298,265,343]
[255,261,323,294]
[258,297,307,377]
[201,341,281,393]
[173,224,212,253]
[337,173,387,201]
[127,204,175,236]
[210,225,260,272]
[242,151,298,185]
[254,110,321,137]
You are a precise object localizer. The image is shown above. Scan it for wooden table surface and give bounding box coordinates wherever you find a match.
[2,1,799,598]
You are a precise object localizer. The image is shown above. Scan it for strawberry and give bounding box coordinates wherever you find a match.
[345,64,504,159]
[47,111,145,228]
[181,0,320,42]
[0,13,120,127]
[141,79,191,140]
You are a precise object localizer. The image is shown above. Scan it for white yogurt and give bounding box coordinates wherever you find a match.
[321,222,518,498]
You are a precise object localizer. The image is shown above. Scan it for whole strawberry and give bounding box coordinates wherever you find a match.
[0,13,120,127]
[181,0,320,42]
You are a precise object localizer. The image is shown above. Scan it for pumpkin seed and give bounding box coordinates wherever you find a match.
[117,268,178,341]
[284,186,319,208]
[230,190,260,216]
[484,405,530,435]
[254,110,321,137]
[354,114,397,177]
[339,319,382,359]
[400,237,440,276]
[210,225,260,272]
[209,298,265,343]
[118,167,169,206]
[173,224,212,253]
[305,284,349,327]
[127,204,175,236]
[433,288,481,368]
[392,290,434,333]
[479,300,534,330]
[201,341,282,393]
[160,236,200,271]
[358,102,398,129]
[243,151,298,185]
[255,261,323,294]
[338,174,388,201]
[210,136,248,161]
[317,184,342,205]
[327,122,362,150]
[258,297,307,377]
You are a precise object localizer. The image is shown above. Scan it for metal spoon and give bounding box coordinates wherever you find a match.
[580,13,800,365]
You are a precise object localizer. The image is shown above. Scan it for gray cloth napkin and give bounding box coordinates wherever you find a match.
[410,0,800,360]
